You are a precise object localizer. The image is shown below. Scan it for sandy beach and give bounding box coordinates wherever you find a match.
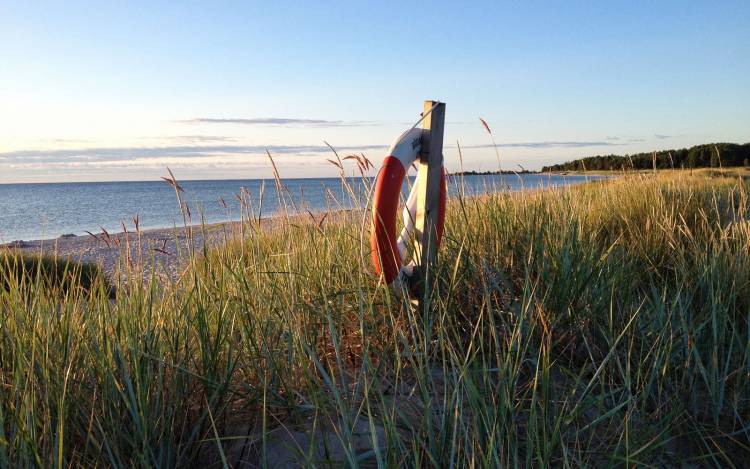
[1,209,344,284]
[2,221,247,284]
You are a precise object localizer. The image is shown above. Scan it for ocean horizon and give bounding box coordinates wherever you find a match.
[0,173,601,243]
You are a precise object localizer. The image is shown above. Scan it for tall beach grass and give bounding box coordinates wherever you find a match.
[1,169,748,466]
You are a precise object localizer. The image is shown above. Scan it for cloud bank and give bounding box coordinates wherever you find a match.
[179,117,373,127]
[0,138,643,167]
[0,144,388,167]
[463,140,622,149]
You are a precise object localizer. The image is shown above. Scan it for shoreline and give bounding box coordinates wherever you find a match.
[0,173,602,246]
[3,218,253,247]
[1,177,607,283]
[2,220,246,283]
[1,211,349,283]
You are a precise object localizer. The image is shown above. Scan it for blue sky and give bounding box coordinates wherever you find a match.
[1,1,748,182]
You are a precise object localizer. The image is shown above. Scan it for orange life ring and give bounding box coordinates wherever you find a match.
[371,127,447,284]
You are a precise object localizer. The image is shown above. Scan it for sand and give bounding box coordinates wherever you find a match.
[2,221,248,284]
[1,209,346,285]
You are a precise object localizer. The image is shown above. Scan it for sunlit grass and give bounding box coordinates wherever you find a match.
[1,250,110,297]
[1,170,748,466]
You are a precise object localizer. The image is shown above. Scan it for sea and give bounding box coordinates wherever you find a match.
[0,174,602,242]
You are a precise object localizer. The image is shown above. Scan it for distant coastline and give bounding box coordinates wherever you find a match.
[542,142,750,172]
[451,169,538,176]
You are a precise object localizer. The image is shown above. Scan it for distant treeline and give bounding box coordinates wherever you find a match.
[541,143,750,172]
[452,170,535,176]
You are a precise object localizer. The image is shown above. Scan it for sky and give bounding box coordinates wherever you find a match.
[1,0,749,183]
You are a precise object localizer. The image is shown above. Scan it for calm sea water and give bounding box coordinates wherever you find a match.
[0,174,601,242]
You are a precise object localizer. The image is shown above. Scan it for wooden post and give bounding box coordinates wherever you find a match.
[414,100,445,291]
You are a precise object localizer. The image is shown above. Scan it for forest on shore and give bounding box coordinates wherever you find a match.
[542,142,750,172]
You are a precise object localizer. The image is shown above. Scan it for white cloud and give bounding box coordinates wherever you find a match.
[179,117,376,127]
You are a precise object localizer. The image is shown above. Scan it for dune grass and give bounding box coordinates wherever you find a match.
[0,170,748,467]
[0,250,110,298]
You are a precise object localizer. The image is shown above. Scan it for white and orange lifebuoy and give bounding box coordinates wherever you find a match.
[370,127,447,285]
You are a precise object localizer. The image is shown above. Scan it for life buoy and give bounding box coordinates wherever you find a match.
[371,127,447,284]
